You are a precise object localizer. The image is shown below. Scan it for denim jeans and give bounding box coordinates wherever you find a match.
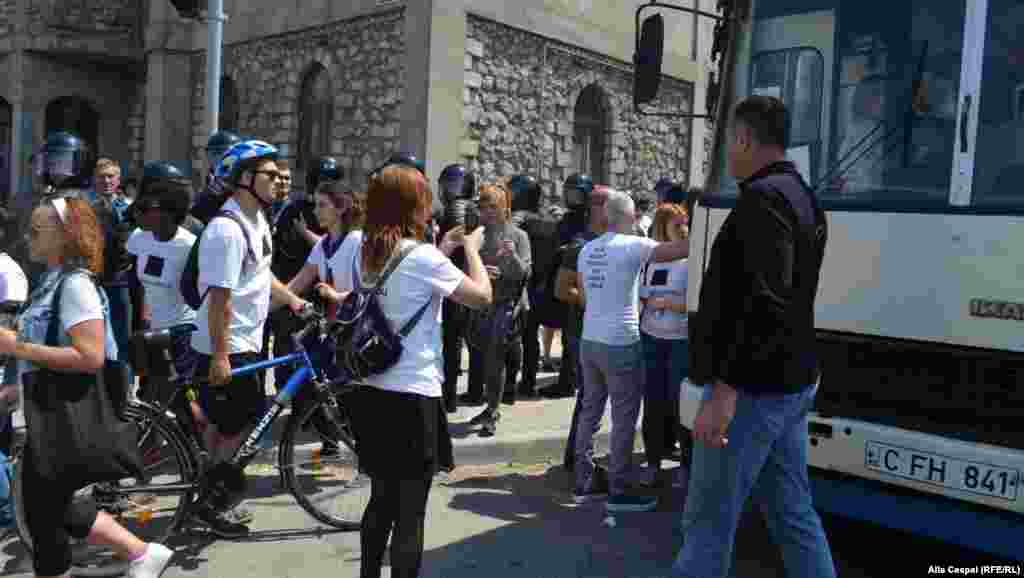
[575,340,646,496]
[673,384,836,578]
[641,334,688,468]
[0,448,13,528]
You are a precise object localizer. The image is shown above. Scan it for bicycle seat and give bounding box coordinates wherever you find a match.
[129,323,198,377]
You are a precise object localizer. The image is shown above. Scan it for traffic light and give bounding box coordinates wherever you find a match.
[169,0,201,19]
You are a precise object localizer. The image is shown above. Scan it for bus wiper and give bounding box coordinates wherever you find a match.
[814,40,929,193]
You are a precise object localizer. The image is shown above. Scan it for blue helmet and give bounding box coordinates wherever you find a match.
[214,140,279,185]
[206,130,242,168]
[370,151,425,179]
[439,164,476,203]
[308,156,343,193]
[654,177,676,202]
[508,174,542,212]
[562,173,594,208]
[31,130,92,187]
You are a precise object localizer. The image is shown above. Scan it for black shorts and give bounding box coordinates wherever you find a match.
[194,351,267,436]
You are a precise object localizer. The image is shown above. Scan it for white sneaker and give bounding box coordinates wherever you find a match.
[126,543,174,578]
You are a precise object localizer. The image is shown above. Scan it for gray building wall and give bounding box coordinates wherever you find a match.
[461,14,692,203]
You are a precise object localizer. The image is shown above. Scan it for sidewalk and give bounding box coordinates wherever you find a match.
[261,336,632,468]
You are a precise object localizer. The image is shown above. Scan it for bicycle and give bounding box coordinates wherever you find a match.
[8,307,372,576]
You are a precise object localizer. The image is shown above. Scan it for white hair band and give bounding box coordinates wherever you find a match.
[51,197,68,224]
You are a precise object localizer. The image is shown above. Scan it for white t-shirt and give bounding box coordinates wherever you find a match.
[335,237,464,398]
[578,232,658,346]
[331,230,364,293]
[0,254,28,302]
[191,198,274,355]
[126,228,198,330]
[305,230,357,290]
[639,258,688,340]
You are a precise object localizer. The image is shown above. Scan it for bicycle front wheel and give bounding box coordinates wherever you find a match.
[12,402,196,576]
[280,399,370,530]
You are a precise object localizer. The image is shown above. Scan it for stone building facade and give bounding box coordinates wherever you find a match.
[0,0,718,205]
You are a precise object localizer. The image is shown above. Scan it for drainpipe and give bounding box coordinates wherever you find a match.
[206,0,224,137]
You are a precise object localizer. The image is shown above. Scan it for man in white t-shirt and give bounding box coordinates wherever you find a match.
[189,141,309,537]
[572,189,689,512]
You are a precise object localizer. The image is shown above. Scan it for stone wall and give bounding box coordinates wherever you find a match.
[0,0,15,36]
[190,8,405,189]
[462,14,692,206]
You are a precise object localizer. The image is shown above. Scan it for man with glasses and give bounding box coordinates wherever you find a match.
[189,140,310,537]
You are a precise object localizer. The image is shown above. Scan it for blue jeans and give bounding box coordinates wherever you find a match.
[0,449,13,528]
[107,286,134,383]
[673,384,836,578]
[641,334,688,467]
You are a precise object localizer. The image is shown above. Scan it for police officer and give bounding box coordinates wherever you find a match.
[506,174,559,400]
[21,131,95,285]
[549,173,595,400]
[437,163,478,411]
[191,130,242,224]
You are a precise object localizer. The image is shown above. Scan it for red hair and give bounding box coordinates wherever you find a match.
[361,165,432,274]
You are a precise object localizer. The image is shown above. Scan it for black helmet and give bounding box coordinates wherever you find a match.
[562,173,594,208]
[308,155,342,193]
[133,174,193,225]
[206,130,242,168]
[508,174,542,212]
[439,164,477,203]
[142,160,187,181]
[370,151,425,179]
[31,130,92,188]
[654,177,676,202]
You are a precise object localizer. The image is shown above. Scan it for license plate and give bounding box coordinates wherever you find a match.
[865,441,1021,501]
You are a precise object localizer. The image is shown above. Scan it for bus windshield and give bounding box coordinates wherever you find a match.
[711,0,1024,212]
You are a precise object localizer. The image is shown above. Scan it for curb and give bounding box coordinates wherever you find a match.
[452,429,643,467]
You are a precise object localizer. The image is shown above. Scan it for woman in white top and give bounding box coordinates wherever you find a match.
[639,202,691,487]
[127,178,199,405]
[0,197,173,578]
[339,164,491,578]
[286,181,366,320]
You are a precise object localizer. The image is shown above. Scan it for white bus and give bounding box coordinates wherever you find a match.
[636,0,1024,559]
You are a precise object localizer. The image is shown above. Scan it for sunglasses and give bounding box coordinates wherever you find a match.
[253,169,289,182]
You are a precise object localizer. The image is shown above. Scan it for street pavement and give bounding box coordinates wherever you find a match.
[0,340,1012,577]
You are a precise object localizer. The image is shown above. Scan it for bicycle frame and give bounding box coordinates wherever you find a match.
[222,348,324,470]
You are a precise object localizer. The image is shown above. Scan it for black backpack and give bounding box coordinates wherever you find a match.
[330,242,431,383]
[179,210,255,311]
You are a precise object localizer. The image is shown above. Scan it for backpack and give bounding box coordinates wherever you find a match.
[179,210,255,311]
[329,242,431,383]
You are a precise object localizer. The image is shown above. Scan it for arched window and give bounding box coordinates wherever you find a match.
[45,95,99,170]
[573,84,607,181]
[298,63,333,173]
[220,76,239,132]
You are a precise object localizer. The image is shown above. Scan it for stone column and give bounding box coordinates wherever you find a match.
[398,0,467,184]
[144,0,198,171]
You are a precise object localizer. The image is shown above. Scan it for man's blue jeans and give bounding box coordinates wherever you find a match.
[673,384,836,578]
[0,449,14,528]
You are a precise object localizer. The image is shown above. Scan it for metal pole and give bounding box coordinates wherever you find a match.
[206,0,224,137]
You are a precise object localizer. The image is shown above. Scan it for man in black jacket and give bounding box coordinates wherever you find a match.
[673,96,836,578]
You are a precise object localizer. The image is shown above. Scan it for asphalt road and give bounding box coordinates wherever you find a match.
[0,460,1012,578]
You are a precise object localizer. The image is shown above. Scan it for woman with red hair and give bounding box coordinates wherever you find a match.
[0,197,173,578]
[338,164,492,578]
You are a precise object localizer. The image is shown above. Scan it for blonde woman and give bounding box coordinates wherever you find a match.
[639,202,691,488]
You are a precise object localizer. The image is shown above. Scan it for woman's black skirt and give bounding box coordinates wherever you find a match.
[346,386,454,480]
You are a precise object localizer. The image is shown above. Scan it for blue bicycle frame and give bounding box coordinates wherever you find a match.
[221,347,325,468]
